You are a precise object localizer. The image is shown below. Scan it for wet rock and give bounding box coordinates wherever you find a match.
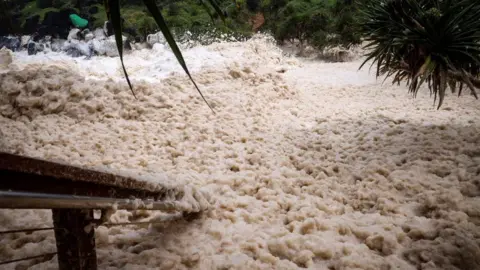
[0,36,21,52]
[65,47,84,58]
[81,28,91,36]
[104,38,120,57]
[62,40,92,58]
[104,21,113,37]
[68,28,81,41]
[20,35,31,48]
[124,27,138,39]
[104,35,130,57]
[91,39,106,55]
[147,31,166,47]
[21,8,77,39]
[0,47,13,69]
[35,43,45,53]
[85,33,95,42]
[320,47,355,62]
[51,38,66,52]
[93,28,106,40]
[133,42,149,50]
[27,41,37,55]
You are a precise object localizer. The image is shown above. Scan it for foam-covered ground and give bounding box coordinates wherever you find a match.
[1,35,480,270]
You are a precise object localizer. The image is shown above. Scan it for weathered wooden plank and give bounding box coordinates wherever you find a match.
[0,152,165,199]
[52,209,97,270]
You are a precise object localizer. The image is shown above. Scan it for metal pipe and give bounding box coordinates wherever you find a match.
[0,227,58,235]
[0,191,181,211]
[0,252,57,265]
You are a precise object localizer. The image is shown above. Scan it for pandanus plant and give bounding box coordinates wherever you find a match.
[103,0,226,112]
[359,0,480,108]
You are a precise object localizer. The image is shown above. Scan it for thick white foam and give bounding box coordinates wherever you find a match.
[1,34,480,270]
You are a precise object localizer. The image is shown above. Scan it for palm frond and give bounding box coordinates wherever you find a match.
[359,0,480,109]
[205,0,226,22]
[104,0,225,112]
[105,0,135,98]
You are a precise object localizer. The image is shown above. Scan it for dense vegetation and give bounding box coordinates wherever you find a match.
[2,0,362,49]
[260,0,362,49]
[1,0,253,40]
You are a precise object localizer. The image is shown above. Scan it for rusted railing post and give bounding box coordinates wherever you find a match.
[52,209,97,270]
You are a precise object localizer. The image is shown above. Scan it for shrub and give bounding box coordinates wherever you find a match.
[359,0,480,108]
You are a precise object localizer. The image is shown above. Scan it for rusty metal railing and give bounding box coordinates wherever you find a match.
[0,152,207,270]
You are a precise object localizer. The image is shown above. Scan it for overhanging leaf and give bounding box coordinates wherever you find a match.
[142,0,215,113]
[205,0,226,22]
[105,0,136,99]
[199,0,215,23]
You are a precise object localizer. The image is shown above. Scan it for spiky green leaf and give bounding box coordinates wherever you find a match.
[105,0,136,98]
[142,0,215,113]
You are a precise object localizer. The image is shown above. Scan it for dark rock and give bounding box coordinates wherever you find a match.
[27,42,37,55]
[43,8,78,39]
[77,30,85,40]
[104,21,113,36]
[31,33,41,42]
[124,38,133,51]
[65,47,84,57]
[81,28,91,36]
[68,28,81,41]
[35,43,45,52]
[23,15,41,35]
[40,11,66,38]
[63,40,93,58]
[0,36,21,52]
[123,27,138,39]
[51,38,66,51]
[86,43,94,59]
[88,6,99,14]
[20,35,31,48]
[93,28,106,40]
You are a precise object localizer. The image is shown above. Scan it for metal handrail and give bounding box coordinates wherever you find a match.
[0,191,185,212]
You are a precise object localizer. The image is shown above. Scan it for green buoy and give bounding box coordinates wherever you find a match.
[69,14,89,28]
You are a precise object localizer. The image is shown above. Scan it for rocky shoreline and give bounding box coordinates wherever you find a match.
[0,21,165,59]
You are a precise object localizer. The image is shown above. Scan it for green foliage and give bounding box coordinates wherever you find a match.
[36,0,53,9]
[260,0,362,49]
[91,4,107,28]
[329,0,362,48]
[51,0,70,8]
[138,16,157,39]
[0,0,18,34]
[162,1,212,30]
[21,0,78,25]
[167,2,180,16]
[120,5,158,38]
[275,0,331,45]
[359,0,480,109]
